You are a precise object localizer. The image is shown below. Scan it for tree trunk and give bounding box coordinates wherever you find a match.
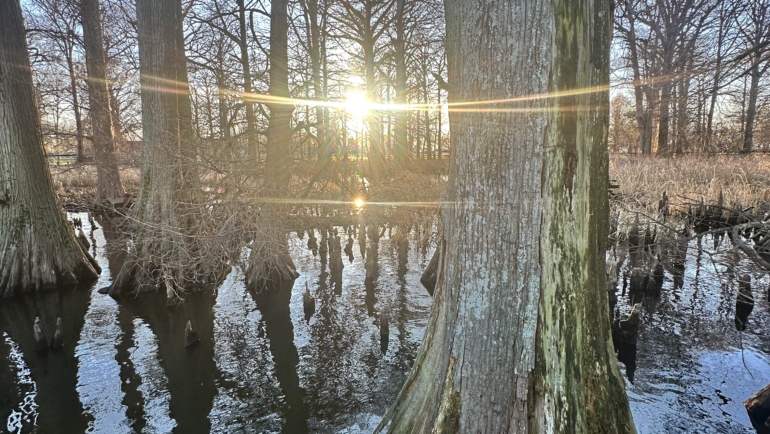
[657,81,671,155]
[743,66,760,153]
[622,1,654,155]
[65,46,86,164]
[0,0,100,297]
[236,0,258,162]
[365,35,385,179]
[247,0,299,288]
[81,0,126,200]
[675,73,690,154]
[393,0,409,166]
[706,1,729,150]
[377,0,636,432]
[305,0,329,162]
[110,0,223,297]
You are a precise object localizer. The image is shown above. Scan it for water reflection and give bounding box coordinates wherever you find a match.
[0,285,92,433]
[613,233,770,433]
[250,281,309,433]
[117,290,219,434]
[115,303,146,432]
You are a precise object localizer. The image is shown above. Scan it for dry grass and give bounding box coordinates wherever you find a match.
[609,154,770,237]
[50,165,140,191]
[50,165,140,209]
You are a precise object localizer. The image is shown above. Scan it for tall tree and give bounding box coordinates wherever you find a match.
[643,0,717,155]
[110,0,223,296]
[264,0,294,199]
[377,0,636,431]
[299,0,331,161]
[81,0,125,200]
[0,0,100,296]
[392,0,409,165]
[245,0,300,286]
[738,0,770,152]
[332,0,396,178]
[25,0,88,162]
[616,0,659,155]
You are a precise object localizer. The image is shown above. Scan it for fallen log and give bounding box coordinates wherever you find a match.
[745,383,770,434]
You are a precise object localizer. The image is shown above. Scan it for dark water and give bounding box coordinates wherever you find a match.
[0,213,432,433]
[0,213,768,433]
[614,236,770,434]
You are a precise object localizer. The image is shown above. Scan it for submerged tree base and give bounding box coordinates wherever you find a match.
[244,236,300,292]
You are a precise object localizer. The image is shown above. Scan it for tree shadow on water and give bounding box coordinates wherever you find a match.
[116,290,219,434]
[0,285,93,433]
[249,279,309,434]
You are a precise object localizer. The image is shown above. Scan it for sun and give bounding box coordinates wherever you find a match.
[354,198,365,208]
[343,90,370,118]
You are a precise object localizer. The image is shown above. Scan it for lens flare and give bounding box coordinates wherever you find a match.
[354,198,365,208]
[344,91,370,118]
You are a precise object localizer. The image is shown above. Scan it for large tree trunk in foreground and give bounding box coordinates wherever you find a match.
[0,0,100,297]
[110,0,224,297]
[81,0,125,201]
[247,0,298,288]
[377,0,636,432]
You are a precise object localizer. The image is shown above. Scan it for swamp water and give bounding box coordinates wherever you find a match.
[0,212,768,433]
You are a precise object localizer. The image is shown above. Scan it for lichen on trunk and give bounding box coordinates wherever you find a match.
[377,0,636,432]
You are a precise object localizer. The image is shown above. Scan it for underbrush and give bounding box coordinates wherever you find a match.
[609,154,770,241]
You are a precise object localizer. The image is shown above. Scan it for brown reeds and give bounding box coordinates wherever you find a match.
[610,154,770,238]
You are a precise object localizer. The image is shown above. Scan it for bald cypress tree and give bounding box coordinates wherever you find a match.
[0,0,100,297]
[110,0,224,297]
[81,0,125,201]
[377,0,637,432]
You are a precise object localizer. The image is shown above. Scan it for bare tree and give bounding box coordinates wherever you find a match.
[331,0,396,178]
[616,0,660,154]
[110,0,224,297]
[245,0,300,287]
[81,0,125,200]
[737,0,770,152]
[0,0,100,297]
[24,0,88,162]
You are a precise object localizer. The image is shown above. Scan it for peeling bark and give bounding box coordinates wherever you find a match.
[0,0,100,297]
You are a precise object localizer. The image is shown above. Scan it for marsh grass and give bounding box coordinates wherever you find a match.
[609,154,770,240]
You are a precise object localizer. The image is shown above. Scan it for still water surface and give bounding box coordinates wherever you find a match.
[0,213,768,433]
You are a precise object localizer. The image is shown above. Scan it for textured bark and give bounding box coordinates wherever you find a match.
[377,0,636,432]
[0,0,100,296]
[248,0,299,288]
[81,0,125,200]
[265,0,294,197]
[110,0,221,296]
